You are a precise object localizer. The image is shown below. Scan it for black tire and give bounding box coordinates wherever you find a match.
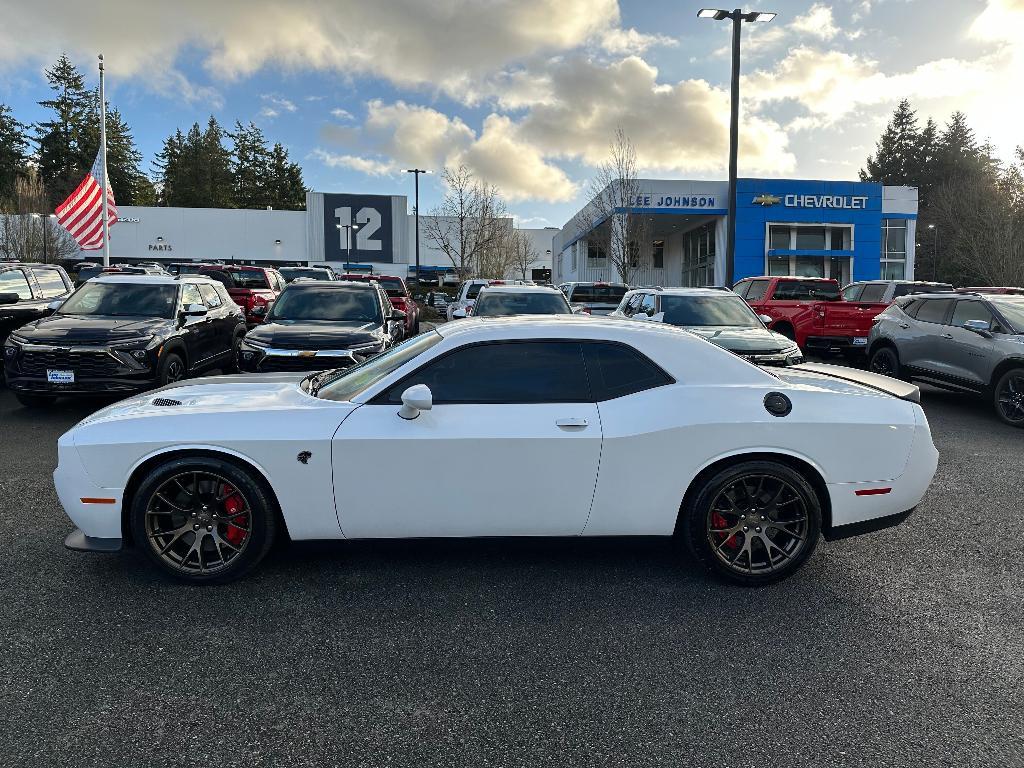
[682,460,822,586]
[869,345,902,379]
[774,324,796,342]
[15,391,57,408]
[157,351,187,387]
[993,368,1024,427]
[223,332,244,374]
[412,316,421,335]
[130,456,277,584]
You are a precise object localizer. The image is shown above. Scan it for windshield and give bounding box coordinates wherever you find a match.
[217,269,269,289]
[992,298,1024,333]
[572,285,628,303]
[58,283,178,318]
[314,331,443,401]
[772,281,840,301]
[269,286,381,322]
[280,268,331,282]
[474,291,571,316]
[660,295,761,328]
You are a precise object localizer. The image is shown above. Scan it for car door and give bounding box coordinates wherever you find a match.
[332,340,602,538]
[198,283,234,360]
[179,282,217,366]
[901,297,955,378]
[0,268,42,346]
[944,299,1002,390]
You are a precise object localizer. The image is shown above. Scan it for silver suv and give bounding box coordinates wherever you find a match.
[868,293,1024,426]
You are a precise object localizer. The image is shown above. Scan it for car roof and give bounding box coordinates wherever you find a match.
[90,274,216,286]
[478,285,561,294]
[1,262,63,269]
[285,279,377,289]
[563,281,628,286]
[628,287,737,297]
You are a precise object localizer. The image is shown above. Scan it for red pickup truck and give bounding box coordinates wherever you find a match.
[199,265,284,326]
[338,274,420,337]
[736,277,954,356]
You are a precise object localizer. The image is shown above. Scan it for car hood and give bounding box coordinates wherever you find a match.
[13,314,174,344]
[682,326,794,353]
[76,372,335,426]
[246,320,383,348]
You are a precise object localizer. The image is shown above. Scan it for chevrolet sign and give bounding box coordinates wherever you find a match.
[752,194,781,206]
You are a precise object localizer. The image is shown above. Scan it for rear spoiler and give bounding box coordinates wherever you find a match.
[789,362,921,403]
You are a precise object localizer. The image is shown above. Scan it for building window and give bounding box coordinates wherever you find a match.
[765,224,852,283]
[882,219,907,279]
[681,222,715,287]
[769,226,790,250]
[652,240,664,269]
[587,242,607,261]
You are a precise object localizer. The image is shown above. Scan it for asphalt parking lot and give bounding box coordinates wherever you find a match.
[0,383,1020,767]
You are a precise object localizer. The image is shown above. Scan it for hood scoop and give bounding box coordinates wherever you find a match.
[151,397,183,407]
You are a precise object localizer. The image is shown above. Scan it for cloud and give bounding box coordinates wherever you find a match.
[791,4,840,40]
[330,108,354,120]
[599,28,677,54]
[259,107,279,118]
[311,149,396,176]
[262,94,297,113]
[0,0,638,104]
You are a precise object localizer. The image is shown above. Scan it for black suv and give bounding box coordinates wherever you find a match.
[0,262,74,353]
[238,280,405,372]
[4,274,247,407]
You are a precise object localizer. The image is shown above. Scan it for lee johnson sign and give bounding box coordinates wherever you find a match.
[628,195,718,208]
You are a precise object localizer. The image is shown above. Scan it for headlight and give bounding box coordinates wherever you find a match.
[110,335,157,350]
[3,345,18,359]
[240,337,269,350]
[348,340,384,354]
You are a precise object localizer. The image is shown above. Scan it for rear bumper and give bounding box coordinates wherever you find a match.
[804,335,870,353]
[823,509,914,541]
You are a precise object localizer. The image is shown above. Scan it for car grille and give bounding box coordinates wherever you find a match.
[19,349,126,378]
[258,356,354,373]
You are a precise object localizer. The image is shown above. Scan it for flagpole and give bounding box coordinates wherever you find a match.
[98,54,110,267]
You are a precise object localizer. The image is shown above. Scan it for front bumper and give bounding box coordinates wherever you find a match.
[64,528,122,552]
[5,342,160,396]
[53,435,124,540]
[238,346,377,373]
[6,372,158,395]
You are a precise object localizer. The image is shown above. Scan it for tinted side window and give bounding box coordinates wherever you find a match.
[842,284,864,301]
[639,294,657,315]
[915,298,953,324]
[181,283,203,307]
[199,284,222,307]
[32,268,70,298]
[583,342,673,401]
[772,281,840,301]
[951,300,994,329]
[744,280,769,301]
[900,298,923,318]
[732,281,750,298]
[381,341,590,404]
[0,269,33,299]
[859,284,887,302]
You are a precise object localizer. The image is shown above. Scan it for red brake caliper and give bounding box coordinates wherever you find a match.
[711,511,738,550]
[220,484,248,547]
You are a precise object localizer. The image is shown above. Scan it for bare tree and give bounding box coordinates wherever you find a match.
[0,172,78,262]
[476,221,518,279]
[930,176,1024,286]
[573,129,650,284]
[423,165,509,279]
[509,228,540,281]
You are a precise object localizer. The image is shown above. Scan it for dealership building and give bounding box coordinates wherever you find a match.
[75,191,557,282]
[553,178,919,288]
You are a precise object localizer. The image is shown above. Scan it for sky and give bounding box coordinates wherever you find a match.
[0,0,1021,229]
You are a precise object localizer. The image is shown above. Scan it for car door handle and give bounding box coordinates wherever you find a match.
[899,323,910,329]
[941,333,953,339]
[555,418,589,428]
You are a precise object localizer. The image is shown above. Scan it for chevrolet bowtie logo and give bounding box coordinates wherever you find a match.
[753,194,781,206]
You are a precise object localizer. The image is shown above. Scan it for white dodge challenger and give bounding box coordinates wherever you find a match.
[55,316,938,585]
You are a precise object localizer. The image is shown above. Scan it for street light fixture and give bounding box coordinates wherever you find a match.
[405,168,431,286]
[927,223,939,280]
[697,8,776,288]
[338,223,361,263]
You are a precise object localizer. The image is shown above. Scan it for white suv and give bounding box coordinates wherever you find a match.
[446,279,490,320]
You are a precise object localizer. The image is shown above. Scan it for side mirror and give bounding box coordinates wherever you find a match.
[571,304,587,314]
[758,314,773,325]
[0,292,19,305]
[185,303,208,317]
[47,299,64,312]
[452,309,467,319]
[650,312,665,323]
[390,309,407,321]
[633,312,650,321]
[398,384,433,420]
[963,319,993,338]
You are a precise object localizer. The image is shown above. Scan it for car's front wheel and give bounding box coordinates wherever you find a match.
[130,457,277,583]
[993,368,1024,427]
[682,460,822,585]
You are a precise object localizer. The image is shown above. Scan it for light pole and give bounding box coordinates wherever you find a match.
[30,213,56,263]
[698,8,776,288]
[405,169,430,285]
[927,223,938,281]
[338,223,360,264]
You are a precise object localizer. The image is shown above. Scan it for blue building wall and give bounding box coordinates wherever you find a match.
[733,178,885,283]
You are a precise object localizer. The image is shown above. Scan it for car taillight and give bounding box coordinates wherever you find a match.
[465,305,473,315]
[582,307,591,314]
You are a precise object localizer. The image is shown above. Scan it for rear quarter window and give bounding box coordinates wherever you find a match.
[582,342,674,401]
[744,280,770,301]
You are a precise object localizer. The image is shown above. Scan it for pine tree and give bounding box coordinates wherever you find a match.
[79,96,149,205]
[0,103,29,204]
[202,117,235,209]
[859,100,922,185]
[153,129,185,205]
[266,142,306,210]
[35,54,93,209]
[230,121,271,209]
[934,111,988,181]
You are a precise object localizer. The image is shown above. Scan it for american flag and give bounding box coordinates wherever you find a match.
[54,150,118,251]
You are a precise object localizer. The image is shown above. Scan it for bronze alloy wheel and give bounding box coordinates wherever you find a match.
[144,471,253,575]
[706,473,811,576]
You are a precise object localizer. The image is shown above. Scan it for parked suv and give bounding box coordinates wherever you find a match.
[199,265,285,326]
[4,274,246,407]
[447,279,490,320]
[868,293,1024,426]
[471,285,573,317]
[558,282,629,315]
[613,287,802,366]
[0,262,74,353]
[338,274,420,336]
[238,280,404,372]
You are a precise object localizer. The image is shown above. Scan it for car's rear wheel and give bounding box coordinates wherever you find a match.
[15,392,57,408]
[993,368,1024,427]
[869,346,901,379]
[130,457,277,584]
[682,461,821,585]
[223,332,244,373]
